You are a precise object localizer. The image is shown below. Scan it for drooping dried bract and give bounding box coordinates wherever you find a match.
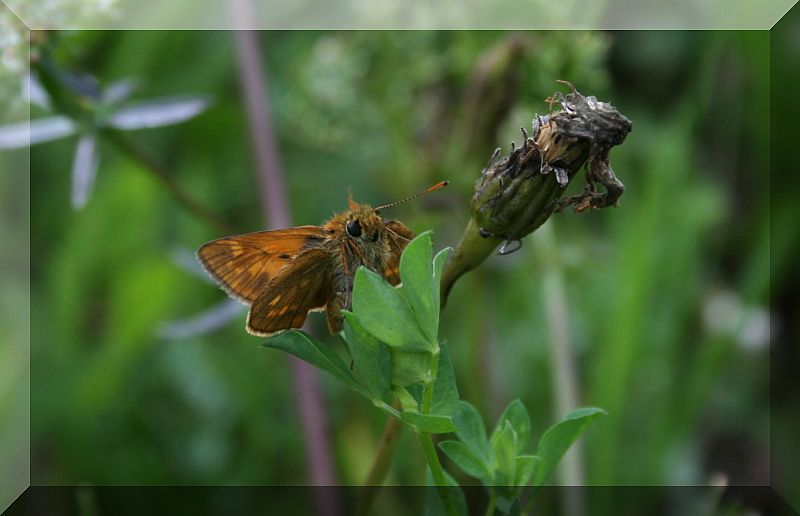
[471,81,632,251]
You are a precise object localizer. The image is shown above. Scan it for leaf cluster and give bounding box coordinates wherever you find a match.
[262,233,605,515]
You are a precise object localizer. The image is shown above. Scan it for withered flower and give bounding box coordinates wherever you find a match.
[441,82,632,303]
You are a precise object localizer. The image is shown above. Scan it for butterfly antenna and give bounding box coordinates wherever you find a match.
[375,180,449,211]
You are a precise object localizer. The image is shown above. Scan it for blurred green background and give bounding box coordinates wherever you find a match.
[3,17,797,516]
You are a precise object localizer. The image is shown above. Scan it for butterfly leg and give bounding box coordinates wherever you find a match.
[338,243,355,311]
[325,296,343,334]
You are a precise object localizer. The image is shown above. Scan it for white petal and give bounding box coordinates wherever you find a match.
[169,247,215,284]
[157,300,245,339]
[71,134,100,209]
[23,72,51,109]
[738,308,771,351]
[102,79,139,104]
[109,97,210,130]
[0,116,76,149]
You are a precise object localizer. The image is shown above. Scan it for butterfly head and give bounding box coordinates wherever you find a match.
[344,202,385,243]
[341,181,449,243]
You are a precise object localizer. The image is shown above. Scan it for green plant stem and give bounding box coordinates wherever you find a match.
[484,492,497,516]
[101,129,234,234]
[416,348,458,516]
[440,218,502,307]
[421,349,440,413]
[356,350,445,512]
[418,432,457,516]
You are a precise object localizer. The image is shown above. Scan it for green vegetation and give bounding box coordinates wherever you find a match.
[2,27,789,515]
[265,233,604,514]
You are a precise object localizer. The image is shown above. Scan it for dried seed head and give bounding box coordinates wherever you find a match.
[471,82,632,245]
[441,83,633,306]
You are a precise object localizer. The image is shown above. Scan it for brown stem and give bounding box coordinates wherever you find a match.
[356,405,404,516]
[102,129,233,234]
[229,4,339,513]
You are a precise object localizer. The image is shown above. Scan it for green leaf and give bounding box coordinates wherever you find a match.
[512,455,540,487]
[423,469,468,516]
[407,383,425,405]
[375,399,458,439]
[391,351,433,387]
[352,267,430,351]
[373,400,402,419]
[401,411,457,433]
[392,386,419,412]
[453,401,491,463]
[439,440,492,483]
[533,407,606,487]
[501,498,521,516]
[431,343,459,417]
[496,400,531,453]
[490,421,518,485]
[342,311,391,398]
[261,330,365,395]
[399,232,437,344]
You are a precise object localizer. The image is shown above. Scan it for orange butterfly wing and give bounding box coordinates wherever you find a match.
[196,226,325,304]
[382,220,415,285]
[246,247,336,336]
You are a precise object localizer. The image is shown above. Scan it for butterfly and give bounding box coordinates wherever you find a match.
[197,181,448,336]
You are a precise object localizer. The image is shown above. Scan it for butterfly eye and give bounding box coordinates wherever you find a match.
[346,219,362,238]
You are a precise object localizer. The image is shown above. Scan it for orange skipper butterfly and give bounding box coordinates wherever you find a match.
[197,181,448,336]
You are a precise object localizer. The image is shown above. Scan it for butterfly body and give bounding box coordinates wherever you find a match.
[197,198,415,336]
